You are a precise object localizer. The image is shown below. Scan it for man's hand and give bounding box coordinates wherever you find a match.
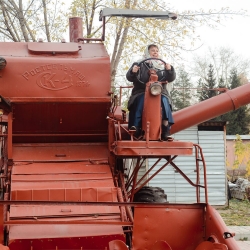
[132,65,140,73]
[165,63,171,70]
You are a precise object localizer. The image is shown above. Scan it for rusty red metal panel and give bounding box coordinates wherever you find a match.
[0,205,3,244]
[7,113,13,159]
[109,240,128,250]
[132,204,205,250]
[11,187,118,202]
[0,245,8,250]
[205,204,240,250]
[12,103,110,143]
[3,56,110,99]
[152,241,172,250]
[9,224,124,240]
[10,205,120,218]
[0,43,110,101]
[142,83,161,140]
[12,162,110,175]
[8,139,125,249]
[8,232,125,250]
[0,42,111,143]
[114,140,193,156]
[11,146,117,202]
[69,17,83,42]
[28,42,80,53]
[12,160,109,172]
[0,42,106,58]
[12,173,112,181]
[12,143,109,161]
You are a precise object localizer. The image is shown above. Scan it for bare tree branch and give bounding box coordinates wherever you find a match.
[42,0,51,41]
[0,1,18,41]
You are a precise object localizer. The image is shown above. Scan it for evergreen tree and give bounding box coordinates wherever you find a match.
[220,69,250,135]
[197,78,208,101]
[197,64,217,101]
[230,69,241,89]
[218,76,226,88]
[171,68,193,111]
[206,64,217,98]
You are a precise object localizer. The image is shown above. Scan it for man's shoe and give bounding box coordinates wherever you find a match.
[129,126,142,138]
[161,124,171,141]
[129,126,137,131]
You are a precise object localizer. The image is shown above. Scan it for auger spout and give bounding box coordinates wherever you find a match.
[171,83,250,134]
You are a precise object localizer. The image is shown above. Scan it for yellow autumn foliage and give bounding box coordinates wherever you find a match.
[233,134,250,177]
[69,0,245,88]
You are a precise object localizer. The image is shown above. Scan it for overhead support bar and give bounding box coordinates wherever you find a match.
[99,8,177,20]
[99,7,177,41]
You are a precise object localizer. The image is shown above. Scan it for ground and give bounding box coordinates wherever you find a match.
[217,198,250,226]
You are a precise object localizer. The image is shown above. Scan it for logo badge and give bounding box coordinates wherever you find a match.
[36,72,73,90]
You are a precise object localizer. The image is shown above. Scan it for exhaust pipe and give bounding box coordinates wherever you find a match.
[69,17,83,42]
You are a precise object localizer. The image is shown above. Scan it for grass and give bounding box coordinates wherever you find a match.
[217,198,250,226]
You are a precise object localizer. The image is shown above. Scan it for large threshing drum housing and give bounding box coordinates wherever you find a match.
[0,7,249,250]
[0,37,127,249]
[0,41,111,143]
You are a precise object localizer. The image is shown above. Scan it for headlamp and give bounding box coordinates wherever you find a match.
[150,82,162,96]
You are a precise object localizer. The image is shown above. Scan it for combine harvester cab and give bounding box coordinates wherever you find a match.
[0,7,249,250]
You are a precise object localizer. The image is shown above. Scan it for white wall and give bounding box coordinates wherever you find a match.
[148,126,227,205]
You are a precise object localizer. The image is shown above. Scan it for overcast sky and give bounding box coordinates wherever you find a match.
[64,1,250,72]
[170,0,250,61]
[65,1,249,57]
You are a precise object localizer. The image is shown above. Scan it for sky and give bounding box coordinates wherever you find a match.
[170,0,250,63]
[64,0,250,72]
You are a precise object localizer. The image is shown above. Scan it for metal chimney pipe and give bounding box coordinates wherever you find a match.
[69,17,83,42]
[171,83,250,134]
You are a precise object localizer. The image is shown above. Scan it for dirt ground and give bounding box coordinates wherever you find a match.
[217,198,250,226]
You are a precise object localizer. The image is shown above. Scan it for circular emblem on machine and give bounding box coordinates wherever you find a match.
[36,71,73,91]
[22,64,90,90]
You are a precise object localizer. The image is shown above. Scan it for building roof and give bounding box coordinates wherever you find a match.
[226,135,250,140]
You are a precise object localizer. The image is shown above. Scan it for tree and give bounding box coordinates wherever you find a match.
[192,47,250,87]
[69,0,246,88]
[197,64,217,101]
[220,69,250,135]
[0,0,68,42]
[0,0,246,87]
[218,76,226,88]
[231,135,250,179]
[206,64,217,98]
[171,68,194,110]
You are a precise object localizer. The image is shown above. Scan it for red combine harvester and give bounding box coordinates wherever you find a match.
[0,8,249,250]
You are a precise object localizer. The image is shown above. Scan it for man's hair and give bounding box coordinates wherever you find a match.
[148,44,159,51]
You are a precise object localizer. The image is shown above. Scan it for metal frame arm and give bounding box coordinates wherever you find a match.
[99,8,177,20]
[99,7,177,41]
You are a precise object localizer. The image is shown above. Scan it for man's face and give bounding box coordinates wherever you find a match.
[149,47,159,58]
